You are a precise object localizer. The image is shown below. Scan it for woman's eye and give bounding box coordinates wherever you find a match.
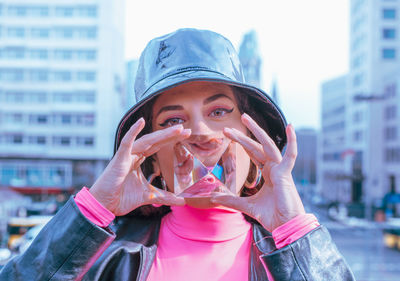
[209,108,234,117]
[159,117,185,127]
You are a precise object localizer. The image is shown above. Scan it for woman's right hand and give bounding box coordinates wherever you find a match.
[89,118,191,216]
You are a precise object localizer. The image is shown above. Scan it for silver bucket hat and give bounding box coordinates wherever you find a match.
[114,28,287,154]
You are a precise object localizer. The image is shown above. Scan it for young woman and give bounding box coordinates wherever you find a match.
[1,28,355,281]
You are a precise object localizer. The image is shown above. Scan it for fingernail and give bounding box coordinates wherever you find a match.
[183,129,191,135]
[224,127,233,134]
[242,113,250,119]
[136,117,145,125]
[171,124,183,131]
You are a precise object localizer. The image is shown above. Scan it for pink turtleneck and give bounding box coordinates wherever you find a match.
[146,205,252,281]
[74,187,319,280]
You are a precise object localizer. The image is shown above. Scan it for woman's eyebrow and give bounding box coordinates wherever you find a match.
[156,105,184,116]
[203,93,233,105]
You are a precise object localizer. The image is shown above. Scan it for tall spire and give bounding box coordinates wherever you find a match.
[238,30,261,87]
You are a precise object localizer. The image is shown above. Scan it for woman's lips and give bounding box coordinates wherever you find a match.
[188,138,224,156]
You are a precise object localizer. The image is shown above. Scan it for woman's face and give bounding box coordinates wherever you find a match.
[152,81,251,195]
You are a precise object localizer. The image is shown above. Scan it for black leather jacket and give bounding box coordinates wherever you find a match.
[0,198,355,280]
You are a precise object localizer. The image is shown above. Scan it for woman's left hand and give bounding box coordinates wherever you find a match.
[210,113,305,232]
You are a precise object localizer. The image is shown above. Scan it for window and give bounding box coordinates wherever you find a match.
[8,6,27,16]
[385,147,400,162]
[384,83,397,98]
[77,6,97,17]
[31,28,50,38]
[4,91,23,102]
[76,113,95,126]
[30,114,48,125]
[11,135,23,144]
[353,130,363,141]
[383,28,396,39]
[53,91,96,103]
[29,6,48,17]
[0,163,70,187]
[77,71,96,81]
[53,71,72,82]
[53,136,71,146]
[76,137,94,147]
[28,136,46,145]
[79,27,97,39]
[76,91,96,103]
[54,49,73,60]
[352,54,365,68]
[53,92,73,103]
[385,105,397,119]
[60,137,70,146]
[7,27,25,38]
[353,73,364,86]
[4,113,23,124]
[385,126,397,140]
[77,50,97,61]
[382,48,396,59]
[61,114,72,124]
[5,47,25,59]
[30,49,48,60]
[55,7,74,17]
[30,69,48,82]
[383,8,396,19]
[353,111,363,122]
[0,69,24,82]
[54,27,74,38]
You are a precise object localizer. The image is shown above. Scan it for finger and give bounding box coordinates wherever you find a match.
[280,124,297,171]
[223,127,266,165]
[140,130,192,157]
[146,188,185,206]
[118,118,145,153]
[241,113,282,162]
[210,194,249,214]
[132,126,191,155]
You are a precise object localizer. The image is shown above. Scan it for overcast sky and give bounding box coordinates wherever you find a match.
[124,0,349,130]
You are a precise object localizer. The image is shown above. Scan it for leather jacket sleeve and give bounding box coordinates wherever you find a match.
[259,226,356,281]
[0,197,115,281]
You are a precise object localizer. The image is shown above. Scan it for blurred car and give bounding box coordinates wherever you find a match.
[14,223,46,254]
[383,218,400,251]
[7,216,52,250]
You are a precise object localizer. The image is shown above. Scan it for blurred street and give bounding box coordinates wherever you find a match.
[310,204,400,281]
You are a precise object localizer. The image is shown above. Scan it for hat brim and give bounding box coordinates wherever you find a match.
[114,70,287,154]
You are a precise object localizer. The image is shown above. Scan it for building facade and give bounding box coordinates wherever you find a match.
[319,0,400,218]
[293,128,317,203]
[125,59,138,110]
[348,0,400,217]
[319,75,350,204]
[238,30,262,88]
[0,0,125,195]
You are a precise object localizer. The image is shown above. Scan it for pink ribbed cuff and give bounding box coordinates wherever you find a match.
[74,187,115,228]
[272,214,320,249]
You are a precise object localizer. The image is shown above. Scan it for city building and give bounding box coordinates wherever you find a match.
[318,0,400,218]
[347,0,400,217]
[0,1,125,196]
[292,128,317,202]
[238,30,261,87]
[319,75,350,204]
[125,59,139,110]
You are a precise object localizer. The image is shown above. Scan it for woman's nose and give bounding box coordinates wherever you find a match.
[189,118,213,135]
